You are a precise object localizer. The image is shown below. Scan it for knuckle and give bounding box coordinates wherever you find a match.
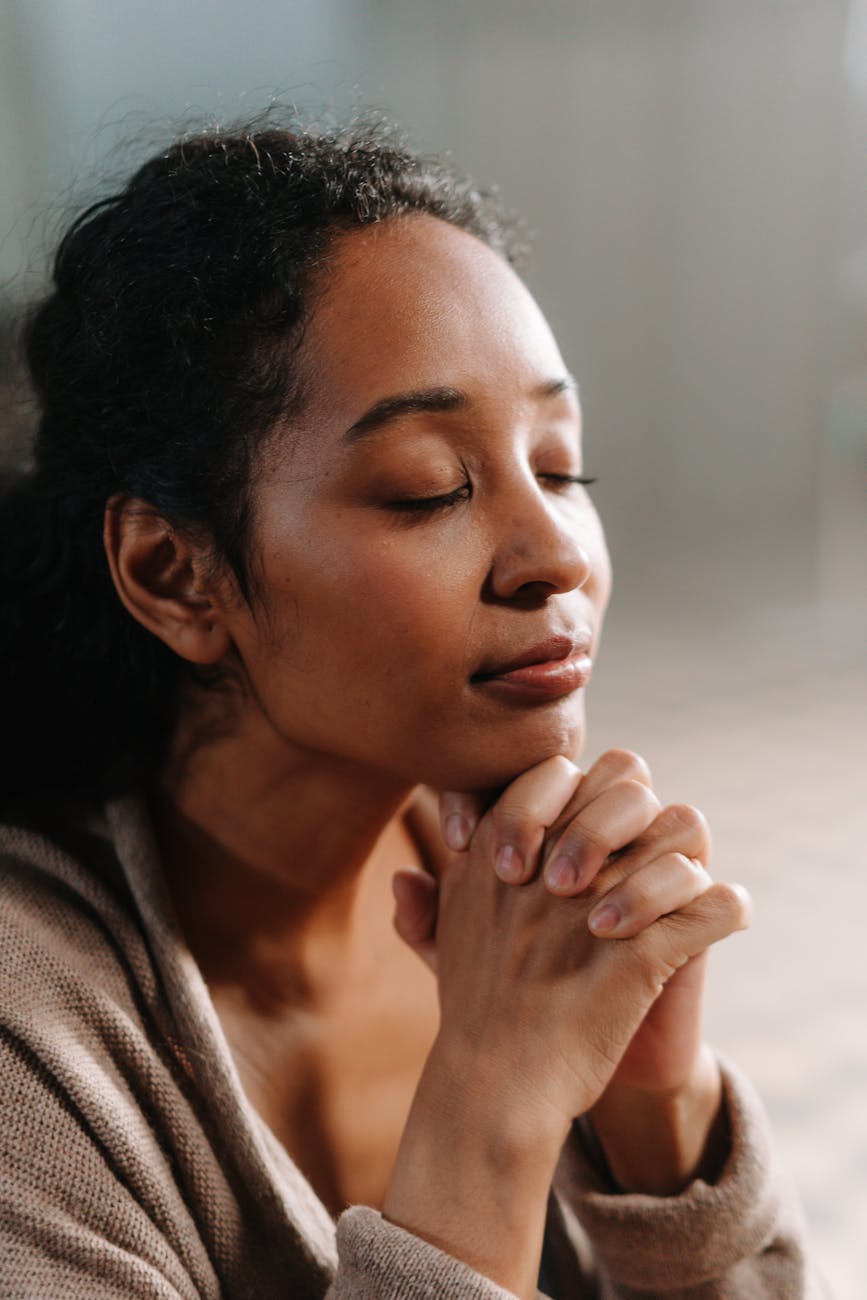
[610,779,661,822]
[711,881,752,927]
[673,852,712,886]
[544,754,581,783]
[618,873,655,915]
[559,781,660,859]
[630,929,680,985]
[566,819,609,857]
[666,802,710,839]
[491,804,541,847]
[626,779,661,812]
[491,810,527,846]
[600,748,653,785]
[495,756,580,846]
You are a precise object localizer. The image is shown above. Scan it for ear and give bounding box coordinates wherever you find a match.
[103,494,233,665]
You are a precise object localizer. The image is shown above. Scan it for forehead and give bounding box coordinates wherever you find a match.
[296,215,567,430]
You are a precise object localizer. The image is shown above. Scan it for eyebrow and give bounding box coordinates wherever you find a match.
[342,374,579,444]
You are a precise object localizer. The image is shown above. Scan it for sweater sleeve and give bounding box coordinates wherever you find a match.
[325,1055,828,1300]
[327,1208,532,1299]
[541,1053,831,1299]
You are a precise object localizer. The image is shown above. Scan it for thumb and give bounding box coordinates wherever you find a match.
[439,788,491,853]
[647,882,752,977]
[391,868,439,974]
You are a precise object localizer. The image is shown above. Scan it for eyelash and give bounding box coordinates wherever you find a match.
[389,474,598,514]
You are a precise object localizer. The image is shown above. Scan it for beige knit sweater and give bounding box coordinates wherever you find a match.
[0,795,828,1299]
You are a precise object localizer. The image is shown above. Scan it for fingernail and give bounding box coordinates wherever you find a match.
[444,812,471,852]
[589,903,621,935]
[545,856,578,892]
[543,831,585,872]
[495,844,525,883]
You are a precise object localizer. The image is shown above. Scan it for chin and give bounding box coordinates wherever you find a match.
[411,710,588,794]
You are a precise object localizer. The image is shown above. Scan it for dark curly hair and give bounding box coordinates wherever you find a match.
[0,116,521,805]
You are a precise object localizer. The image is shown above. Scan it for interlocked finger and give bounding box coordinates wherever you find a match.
[565,748,653,808]
[541,779,661,895]
[587,851,712,938]
[630,801,712,867]
[485,755,584,885]
[639,881,753,974]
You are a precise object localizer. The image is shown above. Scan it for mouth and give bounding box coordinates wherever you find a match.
[470,633,594,701]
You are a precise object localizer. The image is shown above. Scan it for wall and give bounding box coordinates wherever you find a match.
[2,0,854,615]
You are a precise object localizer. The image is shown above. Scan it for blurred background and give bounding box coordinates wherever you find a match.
[1,0,864,1293]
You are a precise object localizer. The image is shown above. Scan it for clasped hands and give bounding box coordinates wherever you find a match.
[391,749,751,1194]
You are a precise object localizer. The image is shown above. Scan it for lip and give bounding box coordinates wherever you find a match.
[471,634,594,701]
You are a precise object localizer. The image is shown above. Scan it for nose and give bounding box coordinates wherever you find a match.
[486,481,593,602]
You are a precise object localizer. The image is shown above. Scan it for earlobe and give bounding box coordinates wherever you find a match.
[103,495,233,665]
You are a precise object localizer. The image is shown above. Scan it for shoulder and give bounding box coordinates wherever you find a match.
[0,796,172,1086]
[0,797,337,1298]
[0,798,226,1296]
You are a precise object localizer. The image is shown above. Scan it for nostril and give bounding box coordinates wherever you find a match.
[487,535,592,602]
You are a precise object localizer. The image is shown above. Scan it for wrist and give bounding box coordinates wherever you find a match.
[589,1045,729,1195]
[382,1036,567,1299]
[420,1030,573,1161]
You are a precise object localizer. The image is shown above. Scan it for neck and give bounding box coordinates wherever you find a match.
[150,684,421,1010]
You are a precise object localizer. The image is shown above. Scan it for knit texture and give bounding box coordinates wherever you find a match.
[0,794,828,1298]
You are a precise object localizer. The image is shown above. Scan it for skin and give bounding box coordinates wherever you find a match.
[104,213,751,1298]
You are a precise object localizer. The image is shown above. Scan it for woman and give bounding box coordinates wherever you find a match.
[0,119,823,1298]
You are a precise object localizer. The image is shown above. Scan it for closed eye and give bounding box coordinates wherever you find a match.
[540,473,597,489]
[388,483,473,513]
[388,473,597,516]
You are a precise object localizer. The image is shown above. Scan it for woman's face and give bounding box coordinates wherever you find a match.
[225,214,611,791]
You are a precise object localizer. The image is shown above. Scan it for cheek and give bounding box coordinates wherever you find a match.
[342,548,474,678]
[259,526,474,680]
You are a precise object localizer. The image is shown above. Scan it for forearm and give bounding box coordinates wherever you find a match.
[588,1044,729,1195]
[543,1054,827,1298]
[382,1038,568,1300]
